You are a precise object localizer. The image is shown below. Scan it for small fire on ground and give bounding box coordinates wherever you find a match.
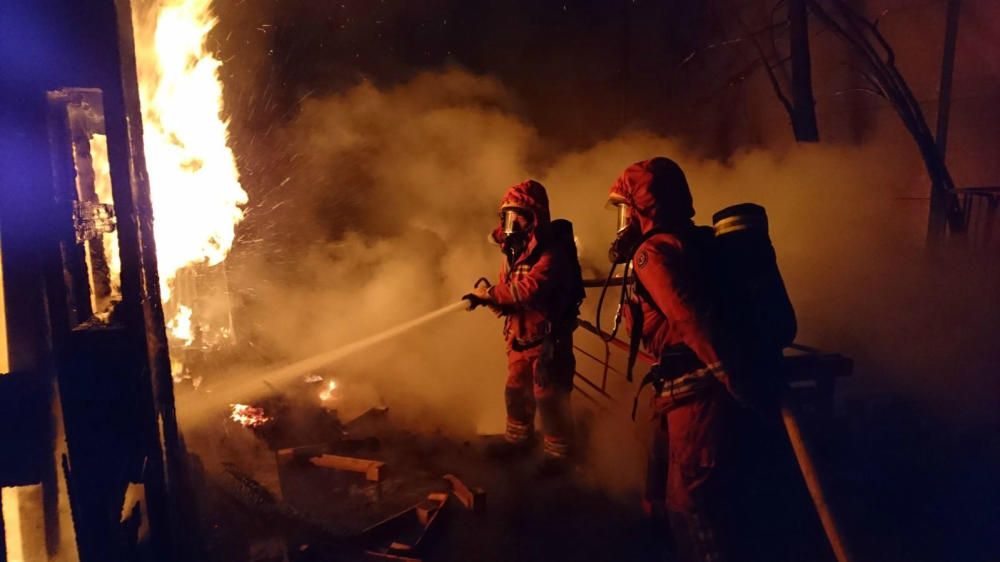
[229,403,271,428]
[318,379,338,402]
[304,374,340,403]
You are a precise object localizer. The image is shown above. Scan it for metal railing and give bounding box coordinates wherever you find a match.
[569,319,651,409]
[570,303,853,415]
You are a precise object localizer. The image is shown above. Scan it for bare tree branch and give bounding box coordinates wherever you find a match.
[680,21,789,67]
[831,87,884,98]
[805,0,962,231]
[769,0,793,85]
[738,13,795,114]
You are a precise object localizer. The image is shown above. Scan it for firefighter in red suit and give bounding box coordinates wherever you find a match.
[608,158,783,562]
[465,179,576,469]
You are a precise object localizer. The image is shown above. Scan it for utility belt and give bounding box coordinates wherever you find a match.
[511,336,547,352]
[506,315,547,349]
[507,310,577,352]
[655,363,721,413]
[632,347,717,419]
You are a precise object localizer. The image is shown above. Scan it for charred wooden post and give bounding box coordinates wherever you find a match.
[112,3,203,560]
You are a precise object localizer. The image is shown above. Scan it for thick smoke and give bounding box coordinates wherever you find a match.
[221,71,532,436]
[209,68,998,494]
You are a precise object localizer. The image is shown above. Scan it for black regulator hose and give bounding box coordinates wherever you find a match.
[595,263,618,341]
[616,261,632,334]
[595,262,632,342]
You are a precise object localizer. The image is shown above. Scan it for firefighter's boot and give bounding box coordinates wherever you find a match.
[486,417,535,460]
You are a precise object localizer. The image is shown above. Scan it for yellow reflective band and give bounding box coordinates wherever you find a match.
[714,215,767,236]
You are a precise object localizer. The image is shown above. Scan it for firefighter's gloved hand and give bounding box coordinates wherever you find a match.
[462,293,488,310]
[462,285,492,311]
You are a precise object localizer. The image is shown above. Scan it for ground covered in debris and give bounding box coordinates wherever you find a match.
[186,402,661,562]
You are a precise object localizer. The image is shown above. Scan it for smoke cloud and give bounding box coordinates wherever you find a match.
[199,67,999,496]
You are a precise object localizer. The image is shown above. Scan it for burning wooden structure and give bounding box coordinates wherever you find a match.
[0,1,192,561]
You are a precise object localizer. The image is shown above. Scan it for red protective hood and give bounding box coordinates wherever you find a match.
[609,158,695,234]
[491,179,551,250]
[500,179,551,227]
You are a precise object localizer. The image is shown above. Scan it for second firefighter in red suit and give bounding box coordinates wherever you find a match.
[466,179,577,466]
[608,158,811,562]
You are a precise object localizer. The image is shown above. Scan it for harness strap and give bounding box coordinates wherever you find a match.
[622,228,669,384]
[630,348,707,420]
[631,367,664,420]
[625,298,643,384]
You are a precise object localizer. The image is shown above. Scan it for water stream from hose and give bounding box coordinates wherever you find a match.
[177,300,468,426]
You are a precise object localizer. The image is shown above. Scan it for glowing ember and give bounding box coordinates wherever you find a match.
[229,403,271,428]
[318,379,339,402]
[88,133,122,303]
[132,0,247,346]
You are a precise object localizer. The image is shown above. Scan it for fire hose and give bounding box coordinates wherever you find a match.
[780,402,854,562]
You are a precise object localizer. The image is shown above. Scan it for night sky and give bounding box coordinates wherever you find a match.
[212,0,774,152]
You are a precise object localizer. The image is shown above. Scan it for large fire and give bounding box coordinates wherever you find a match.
[132,0,247,354]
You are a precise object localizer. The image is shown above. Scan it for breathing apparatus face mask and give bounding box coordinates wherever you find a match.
[595,201,637,348]
[616,202,630,234]
[608,202,641,264]
[502,208,522,237]
[500,208,530,260]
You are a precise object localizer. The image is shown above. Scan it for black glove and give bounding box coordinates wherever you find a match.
[462,293,489,311]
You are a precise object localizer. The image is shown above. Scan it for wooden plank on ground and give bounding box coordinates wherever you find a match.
[443,474,485,513]
[310,454,385,482]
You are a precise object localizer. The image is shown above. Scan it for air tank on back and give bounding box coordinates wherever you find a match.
[712,203,797,353]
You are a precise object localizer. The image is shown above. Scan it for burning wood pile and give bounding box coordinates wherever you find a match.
[191,374,666,562]
[190,374,493,562]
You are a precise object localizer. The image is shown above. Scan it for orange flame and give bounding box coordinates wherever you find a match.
[132,0,247,346]
[229,403,271,428]
[167,304,195,346]
[318,379,339,402]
